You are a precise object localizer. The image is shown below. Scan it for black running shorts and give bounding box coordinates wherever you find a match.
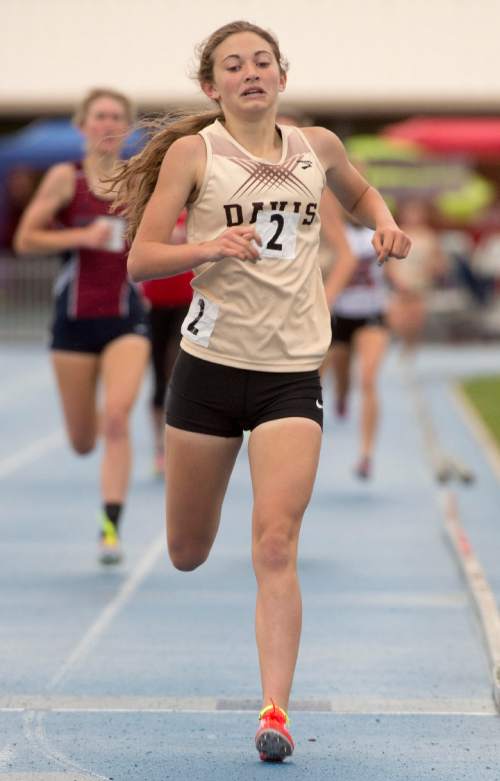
[332,312,387,345]
[166,350,323,437]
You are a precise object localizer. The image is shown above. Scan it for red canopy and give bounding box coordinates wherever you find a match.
[383,118,500,158]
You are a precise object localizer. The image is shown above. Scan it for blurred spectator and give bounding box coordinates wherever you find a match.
[387,198,447,354]
[440,229,494,306]
[470,196,500,301]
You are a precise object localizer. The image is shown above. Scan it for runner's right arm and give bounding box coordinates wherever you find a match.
[14,164,111,254]
[128,135,261,282]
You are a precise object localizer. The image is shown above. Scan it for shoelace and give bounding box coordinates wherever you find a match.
[258,700,290,726]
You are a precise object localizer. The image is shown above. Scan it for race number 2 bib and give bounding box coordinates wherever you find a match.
[181,291,219,347]
[256,211,299,260]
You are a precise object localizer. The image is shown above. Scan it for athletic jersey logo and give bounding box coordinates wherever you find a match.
[228,154,315,199]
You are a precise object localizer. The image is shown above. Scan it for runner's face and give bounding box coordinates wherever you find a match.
[80,97,129,156]
[204,32,286,117]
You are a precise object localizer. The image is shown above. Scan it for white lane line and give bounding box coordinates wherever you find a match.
[404,363,448,480]
[10,534,164,779]
[0,775,99,780]
[308,592,467,608]
[0,696,216,712]
[0,423,64,770]
[23,711,108,781]
[0,695,496,716]
[403,363,500,713]
[441,490,500,711]
[49,531,166,690]
[402,361,474,483]
[451,383,500,481]
[326,697,496,715]
[0,430,64,479]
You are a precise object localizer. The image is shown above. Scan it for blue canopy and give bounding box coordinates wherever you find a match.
[0,118,145,173]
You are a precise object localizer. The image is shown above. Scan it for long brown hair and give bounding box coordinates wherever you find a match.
[112,21,288,243]
[73,87,135,127]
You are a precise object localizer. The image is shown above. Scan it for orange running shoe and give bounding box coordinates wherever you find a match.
[255,702,294,762]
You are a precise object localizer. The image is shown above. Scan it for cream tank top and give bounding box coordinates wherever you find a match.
[180,120,331,372]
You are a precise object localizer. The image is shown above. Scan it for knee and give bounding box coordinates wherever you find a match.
[360,372,377,394]
[253,527,295,574]
[70,434,96,455]
[168,539,209,572]
[102,405,129,441]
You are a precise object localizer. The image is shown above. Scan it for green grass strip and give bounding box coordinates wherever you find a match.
[461,375,500,448]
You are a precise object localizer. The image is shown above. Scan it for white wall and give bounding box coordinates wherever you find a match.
[2,0,500,114]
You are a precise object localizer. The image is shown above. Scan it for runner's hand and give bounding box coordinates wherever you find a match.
[372,226,412,265]
[82,219,113,250]
[200,225,262,262]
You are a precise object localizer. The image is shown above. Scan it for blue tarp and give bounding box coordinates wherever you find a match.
[0,118,145,172]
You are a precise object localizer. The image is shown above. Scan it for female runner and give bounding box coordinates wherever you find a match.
[112,21,410,760]
[15,88,150,564]
[326,215,391,479]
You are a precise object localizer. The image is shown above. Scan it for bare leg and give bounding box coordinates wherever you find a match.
[51,351,99,453]
[387,293,425,355]
[248,417,322,710]
[99,335,150,503]
[355,326,389,461]
[165,426,242,570]
[331,342,351,416]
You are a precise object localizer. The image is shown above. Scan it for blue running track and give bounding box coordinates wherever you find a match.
[0,342,499,780]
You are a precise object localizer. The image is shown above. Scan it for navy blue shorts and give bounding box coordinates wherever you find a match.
[50,289,150,354]
[166,350,323,437]
[332,312,387,345]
